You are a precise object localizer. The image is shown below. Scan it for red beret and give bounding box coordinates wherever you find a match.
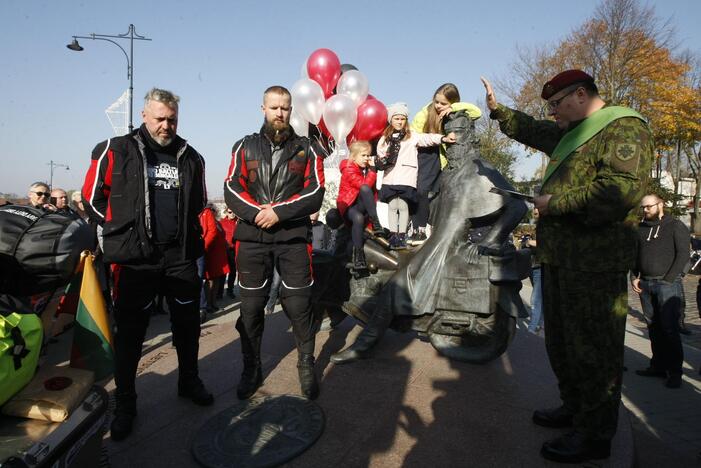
[541,69,595,99]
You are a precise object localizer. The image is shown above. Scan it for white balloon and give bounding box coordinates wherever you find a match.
[289,109,309,137]
[291,78,324,125]
[323,94,357,153]
[336,70,369,107]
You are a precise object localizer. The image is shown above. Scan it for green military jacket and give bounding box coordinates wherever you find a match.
[491,104,654,272]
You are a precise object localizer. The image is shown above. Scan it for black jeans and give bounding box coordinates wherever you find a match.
[639,277,684,375]
[113,244,201,395]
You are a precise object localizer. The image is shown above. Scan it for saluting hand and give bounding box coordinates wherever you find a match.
[480,77,498,111]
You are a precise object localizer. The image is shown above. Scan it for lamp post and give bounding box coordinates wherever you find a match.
[67,24,152,133]
[47,160,70,190]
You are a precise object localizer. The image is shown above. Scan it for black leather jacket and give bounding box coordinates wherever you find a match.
[82,126,206,264]
[224,129,325,243]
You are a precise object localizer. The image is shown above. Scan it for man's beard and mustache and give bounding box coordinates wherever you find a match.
[262,118,292,144]
[147,128,174,147]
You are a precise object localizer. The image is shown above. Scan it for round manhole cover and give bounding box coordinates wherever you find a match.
[192,394,325,468]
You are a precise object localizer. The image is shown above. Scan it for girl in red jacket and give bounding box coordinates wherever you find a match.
[336,140,384,272]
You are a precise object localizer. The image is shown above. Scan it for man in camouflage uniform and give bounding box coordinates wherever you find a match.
[481,71,654,463]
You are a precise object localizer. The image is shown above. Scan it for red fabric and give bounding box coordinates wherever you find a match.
[336,159,377,217]
[199,208,230,279]
[541,69,594,99]
[219,217,237,248]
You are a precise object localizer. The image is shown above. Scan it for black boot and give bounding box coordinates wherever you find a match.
[330,303,394,364]
[297,353,319,400]
[370,216,386,237]
[352,246,369,271]
[237,336,262,400]
[178,377,214,406]
[111,392,137,441]
[541,431,611,463]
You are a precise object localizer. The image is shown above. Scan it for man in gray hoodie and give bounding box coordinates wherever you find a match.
[631,194,689,388]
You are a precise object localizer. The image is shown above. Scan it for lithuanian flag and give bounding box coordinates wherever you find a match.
[70,252,114,380]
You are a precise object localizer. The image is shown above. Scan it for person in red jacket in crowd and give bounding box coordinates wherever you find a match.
[199,205,229,320]
[219,208,238,298]
[335,140,384,272]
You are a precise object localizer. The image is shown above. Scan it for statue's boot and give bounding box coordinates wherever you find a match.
[330,304,394,364]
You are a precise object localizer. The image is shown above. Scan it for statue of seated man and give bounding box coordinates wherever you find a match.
[331,107,528,364]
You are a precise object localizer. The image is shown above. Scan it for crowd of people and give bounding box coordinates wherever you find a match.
[7,69,699,464]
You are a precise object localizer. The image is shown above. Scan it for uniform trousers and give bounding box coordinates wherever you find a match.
[542,264,628,441]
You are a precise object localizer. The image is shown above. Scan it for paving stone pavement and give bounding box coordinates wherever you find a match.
[40,275,701,467]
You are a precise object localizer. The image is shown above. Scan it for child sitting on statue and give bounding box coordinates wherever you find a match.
[335,140,383,272]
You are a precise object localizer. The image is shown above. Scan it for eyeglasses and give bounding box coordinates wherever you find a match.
[32,191,50,197]
[546,87,579,111]
[640,202,662,210]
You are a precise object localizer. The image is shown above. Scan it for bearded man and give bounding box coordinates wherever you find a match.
[224,86,325,400]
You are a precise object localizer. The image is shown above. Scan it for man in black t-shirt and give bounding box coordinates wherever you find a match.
[82,88,211,442]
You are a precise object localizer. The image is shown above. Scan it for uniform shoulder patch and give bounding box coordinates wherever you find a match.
[615,143,638,161]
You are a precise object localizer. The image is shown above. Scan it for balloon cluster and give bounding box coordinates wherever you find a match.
[290,48,388,166]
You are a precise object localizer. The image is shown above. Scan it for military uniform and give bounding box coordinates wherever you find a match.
[491,103,654,442]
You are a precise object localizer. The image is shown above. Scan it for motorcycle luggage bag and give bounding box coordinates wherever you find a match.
[0,205,94,296]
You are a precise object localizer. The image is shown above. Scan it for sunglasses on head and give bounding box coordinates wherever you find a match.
[32,191,50,197]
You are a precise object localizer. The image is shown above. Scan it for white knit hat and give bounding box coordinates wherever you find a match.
[386,102,409,122]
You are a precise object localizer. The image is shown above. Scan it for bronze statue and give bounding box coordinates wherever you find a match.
[326,109,530,364]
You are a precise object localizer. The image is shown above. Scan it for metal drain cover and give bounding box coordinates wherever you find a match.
[192,394,324,467]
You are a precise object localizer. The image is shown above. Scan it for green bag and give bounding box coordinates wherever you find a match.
[0,312,43,406]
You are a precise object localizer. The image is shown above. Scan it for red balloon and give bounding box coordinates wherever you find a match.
[307,48,341,99]
[352,97,388,142]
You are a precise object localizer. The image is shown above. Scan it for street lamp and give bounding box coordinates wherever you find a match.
[47,160,70,190]
[67,24,152,133]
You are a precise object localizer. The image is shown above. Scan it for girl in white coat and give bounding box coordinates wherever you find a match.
[376,102,455,249]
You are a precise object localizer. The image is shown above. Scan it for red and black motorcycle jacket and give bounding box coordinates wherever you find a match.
[81,126,207,264]
[224,129,325,243]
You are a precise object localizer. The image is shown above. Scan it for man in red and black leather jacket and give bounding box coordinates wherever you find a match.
[82,88,213,442]
[225,85,325,401]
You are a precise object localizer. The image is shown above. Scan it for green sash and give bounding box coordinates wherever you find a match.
[542,106,645,185]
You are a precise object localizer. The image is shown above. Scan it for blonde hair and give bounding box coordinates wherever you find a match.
[349,140,372,163]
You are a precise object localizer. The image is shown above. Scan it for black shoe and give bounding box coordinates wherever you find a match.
[298,354,319,400]
[665,373,682,388]
[236,364,263,400]
[330,347,369,364]
[532,405,574,428]
[635,367,667,378]
[111,393,137,441]
[178,380,214,406]
[110,412,135,441]
[199,308,208,324]
[541,431,611,463]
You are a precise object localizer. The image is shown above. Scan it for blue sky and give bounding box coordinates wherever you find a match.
[1,0,699,197]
